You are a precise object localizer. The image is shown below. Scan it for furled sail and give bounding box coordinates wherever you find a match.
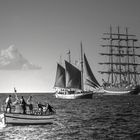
[54,63,66,88]
[65,61,81,89]
[84,54,100,87]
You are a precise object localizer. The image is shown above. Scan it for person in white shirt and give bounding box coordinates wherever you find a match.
[5,95,12,113]
[27,96,33,114]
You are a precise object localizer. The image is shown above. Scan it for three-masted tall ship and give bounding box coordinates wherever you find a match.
[54,43,100,99]
[99,26,140,95]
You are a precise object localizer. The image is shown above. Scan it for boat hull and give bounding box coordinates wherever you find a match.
[103,86,133,95]
[93,87,105,95]
[55,92,93,99]
[0,113,55,125]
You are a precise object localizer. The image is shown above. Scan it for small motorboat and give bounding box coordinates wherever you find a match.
[0,112,55,126]
[0,103,56,126]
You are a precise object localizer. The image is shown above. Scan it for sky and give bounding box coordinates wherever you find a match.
[0,0,140,93]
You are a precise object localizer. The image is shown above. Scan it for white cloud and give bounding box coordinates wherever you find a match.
[0,45,41,70]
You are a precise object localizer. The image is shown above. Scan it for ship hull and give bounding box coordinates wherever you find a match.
[55,92,93,99]
[103,86,133,95]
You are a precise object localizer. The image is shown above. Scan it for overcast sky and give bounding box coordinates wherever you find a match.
[0,0,140,92]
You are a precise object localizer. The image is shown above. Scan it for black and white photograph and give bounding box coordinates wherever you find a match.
[0,0,140,139]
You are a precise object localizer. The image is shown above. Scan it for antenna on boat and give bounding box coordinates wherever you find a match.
[80,41,84,91]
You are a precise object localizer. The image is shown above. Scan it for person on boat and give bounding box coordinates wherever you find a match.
[37,102,45,114]
[11,87,22,113]
[5,95,12,113]
[12,94,22,113]
[20,96,27,114]
[46,103,55,114]
[13,88,19,103]
[27,96,33,114]
[14,87,17,93]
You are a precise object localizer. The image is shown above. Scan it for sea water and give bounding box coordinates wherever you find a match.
[0,93,140,140]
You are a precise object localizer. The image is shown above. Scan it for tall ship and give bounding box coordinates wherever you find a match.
[99,26,140,95]
[54,43,100,99]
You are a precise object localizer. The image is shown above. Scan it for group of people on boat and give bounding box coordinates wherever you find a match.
[4,94,55,115]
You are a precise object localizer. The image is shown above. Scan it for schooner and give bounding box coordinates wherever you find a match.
[54,43,100,99]
[99,26,140,95]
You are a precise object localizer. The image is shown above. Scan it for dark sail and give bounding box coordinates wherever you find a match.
[65,61,81,89]
[54,63,66,88]
[84,54,100,87]
[86,79,99,88]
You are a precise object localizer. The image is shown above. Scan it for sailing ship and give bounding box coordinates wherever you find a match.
[99,26,140,95]
[54,43,100,99]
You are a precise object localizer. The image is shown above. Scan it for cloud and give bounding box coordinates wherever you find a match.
[0,45,41,70]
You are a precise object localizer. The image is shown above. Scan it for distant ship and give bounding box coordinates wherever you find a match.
[54,43,100,99]
[99,26,140,95]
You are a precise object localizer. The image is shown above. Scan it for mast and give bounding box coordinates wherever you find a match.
[99,26,140,86]
[117,26,122,84]
[59,55,62,65]
[67,50,71,63]
[126,27,130,84]
[132,38,137,85]
[109,26,114,84]
[81,42,84,90]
